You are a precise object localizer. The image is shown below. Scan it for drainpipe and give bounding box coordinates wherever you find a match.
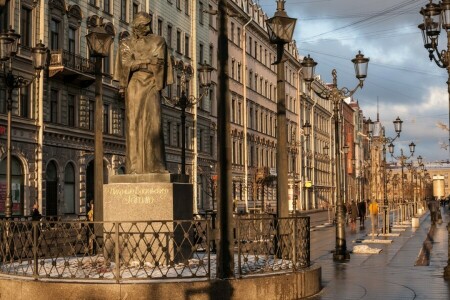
[242,16,252,214]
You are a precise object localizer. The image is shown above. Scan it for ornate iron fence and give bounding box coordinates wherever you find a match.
[0,216,309,281]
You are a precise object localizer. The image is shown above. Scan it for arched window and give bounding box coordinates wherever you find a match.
[64,163,75,214]
[0,156,24,216]
[46,161,58,216]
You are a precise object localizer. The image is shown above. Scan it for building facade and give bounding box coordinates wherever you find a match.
[0,0,348,218]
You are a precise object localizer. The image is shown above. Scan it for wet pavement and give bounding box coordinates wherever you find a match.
[308,207,450,299]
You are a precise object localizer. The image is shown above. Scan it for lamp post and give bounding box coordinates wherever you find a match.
[418,2,450,278]
[388,142,415,223]
[216,0,234,279]
[163,61,213,177]
[419,0,450,158]
[85,16,114,222]
[0,29,48,217]
[367,116,403,234]
[291,122,311,214]
[301,51,369,261]
[302,121,312,212]
[266,0,297,220]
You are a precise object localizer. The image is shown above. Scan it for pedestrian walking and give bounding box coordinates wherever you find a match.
[350,201,359,231]
[369,199,379,240]
[358,201,366,229]
[87,200,95,254]
[428,197,439,225]
[31,203,41,221]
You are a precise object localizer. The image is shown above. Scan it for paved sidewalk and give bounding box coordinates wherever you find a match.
[308,207,450,299]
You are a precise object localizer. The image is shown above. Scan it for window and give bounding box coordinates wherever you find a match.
[231,22,235,43]
[185,0,189,15]
[176,0,181,9]
[68,94,75,127]
[237,27,241,46]
[103,104,110,134]
[167,25,172,48]
[209,44,214,65]
[89,100,94,130]
[199,43,204,64]
[19,86,29,118]
[103,55,110,74]
[121,0,127,21]
[50,19,60,50]
[133,2,139,19]
[185,34,190,57]
[20,6,32,48]
[176,75,181,97]
[248,37,252,54]
[237,63,241,82]
[208,5,213,27]
[176,124,181,147]
[68,27,76,54]
[104,0,111,13]
[167,121,172,146]
[50,89,58,123]
[120,109,125,137]
[89,0,96,6]
[158,19,163,36]
[64,164,75,214]
[176,30,181,53]
[0,1,9,31]
[199,2,204,24]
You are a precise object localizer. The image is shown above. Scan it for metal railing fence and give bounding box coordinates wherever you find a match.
[0,216,310,281]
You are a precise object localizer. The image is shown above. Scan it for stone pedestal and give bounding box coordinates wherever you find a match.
[102,173,193,265]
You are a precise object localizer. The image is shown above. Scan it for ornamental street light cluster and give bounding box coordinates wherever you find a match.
[85,16,114,223]
[0,28,48,218]
[418,0,450,279]
[367,116,403,234]
[162,60,213,176]
[266,0,297,221]
[301,51,369,262]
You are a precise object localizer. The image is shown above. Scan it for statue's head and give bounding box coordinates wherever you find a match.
[132,12,152,37]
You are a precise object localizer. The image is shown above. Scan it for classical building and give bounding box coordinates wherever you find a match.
[0,0,346,218]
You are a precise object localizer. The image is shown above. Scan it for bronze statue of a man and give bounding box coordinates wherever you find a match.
[114,12,173,174]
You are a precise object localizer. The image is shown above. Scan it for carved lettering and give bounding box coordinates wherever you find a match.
[104,186,170,205]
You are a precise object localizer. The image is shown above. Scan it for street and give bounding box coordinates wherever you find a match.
[304,208,450,299]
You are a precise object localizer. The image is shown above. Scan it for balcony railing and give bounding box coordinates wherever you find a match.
[0,216,310,281]
[49,49,95,79]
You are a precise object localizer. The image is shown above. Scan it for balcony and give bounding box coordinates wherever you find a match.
[49,49,95,87]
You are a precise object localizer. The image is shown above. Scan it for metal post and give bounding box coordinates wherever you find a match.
[276,42,288,219]
[94,57,103,223]
[216,0,234,279]
[180,93,187,175]
[382,146,389,234]
[5,84,12,218]
[333,100,349,261]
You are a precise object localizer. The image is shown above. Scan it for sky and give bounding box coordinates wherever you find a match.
[257,0,450,163]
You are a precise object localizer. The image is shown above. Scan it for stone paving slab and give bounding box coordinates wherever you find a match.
[308,207,450,299]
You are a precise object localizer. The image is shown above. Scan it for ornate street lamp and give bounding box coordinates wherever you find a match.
[266,0,297,221]
[163,61,212,176]
[301,51,369,261]
[0,29,48,217]
[85,16,114,223]
[419,1,450,160]
[389,141,415,223]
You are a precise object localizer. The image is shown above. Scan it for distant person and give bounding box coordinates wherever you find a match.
[428,198,439,225]
[358,201,366,229]
[350,201,359,231]
[31,203,41,221]
[369,199,379,240]
[87,200,95,254]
